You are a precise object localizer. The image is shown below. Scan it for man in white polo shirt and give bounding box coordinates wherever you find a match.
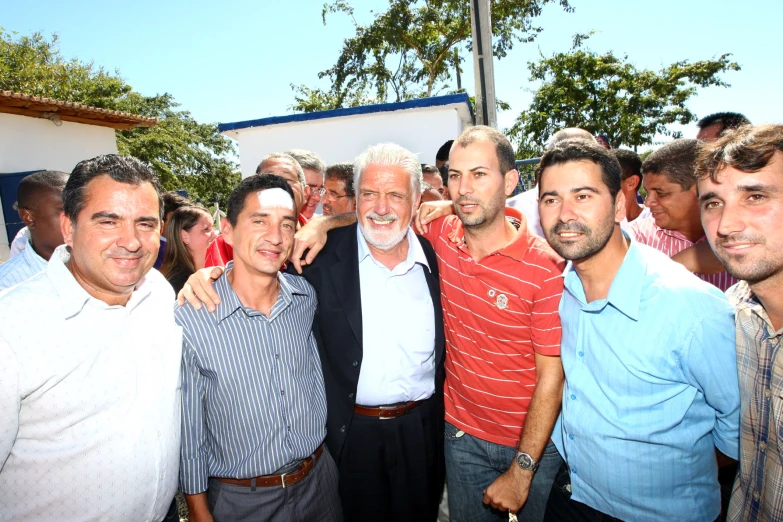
[0,154,182,521]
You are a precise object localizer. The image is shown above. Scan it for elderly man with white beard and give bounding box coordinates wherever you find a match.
[179,143,446,522]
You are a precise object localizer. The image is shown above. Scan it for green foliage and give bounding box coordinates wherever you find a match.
[290,0,573,112]
[507,35,741,150]
[0,29,240,206]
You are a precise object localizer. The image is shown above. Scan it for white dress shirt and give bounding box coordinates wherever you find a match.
[356,226,436,406]
[506,185,544,238]
[8,227,29,259]
[0,245,182,522]
[0,234,47,291]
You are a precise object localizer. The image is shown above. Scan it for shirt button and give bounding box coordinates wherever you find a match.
[569,434,574,440]
[275,354,279,359]
[760,442,767,451]
[765,388,772,398]
[578,351,584,357]
[570,394,576,400]
[281,390,285,396]
[352,361,359,367]
[340,425,346,433]
[348,392,354,399]
[157,431,162,438]
[753,491,761,501]
[571,467,577,474]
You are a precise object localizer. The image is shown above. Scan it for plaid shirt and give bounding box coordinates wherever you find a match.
[727,281,783,522]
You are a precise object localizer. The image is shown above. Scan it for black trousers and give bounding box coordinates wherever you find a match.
[544,463,624,522]
[337,395,444,522]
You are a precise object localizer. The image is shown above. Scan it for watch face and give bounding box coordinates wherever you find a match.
[516,452,536,470]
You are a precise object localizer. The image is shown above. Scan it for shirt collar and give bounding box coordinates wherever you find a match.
[22,238,48,271]
[562,232,645,320]
[356,225,431,273]
[451,207,531,262]
[48,245,153,319]
[215,261,306,324]
[729,280,783,338]
[652,220,706,244]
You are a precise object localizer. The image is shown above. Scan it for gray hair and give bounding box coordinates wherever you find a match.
[256,152,306,186]
[353,143,423,198]
[285,149,326,176]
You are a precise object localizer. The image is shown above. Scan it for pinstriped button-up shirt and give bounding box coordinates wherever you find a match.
[177,262,328,495]
[0,236,48,291]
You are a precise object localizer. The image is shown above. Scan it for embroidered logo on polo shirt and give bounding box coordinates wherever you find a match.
[496,294,508,310]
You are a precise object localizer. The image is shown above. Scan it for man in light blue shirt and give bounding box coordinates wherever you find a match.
[0,170,67,290]
[536,139,739,521]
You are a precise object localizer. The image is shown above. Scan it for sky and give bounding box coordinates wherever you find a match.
[3,0,782,147]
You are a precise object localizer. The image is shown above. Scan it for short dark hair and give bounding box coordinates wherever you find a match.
[162,191,193,217]
[697,124,783,183]
[438,163,449,185]
[642,139,699,190]
[612,149,643,192]
[697,112,751,135]
[436,140,454,162]
[63,155,162,223]
[421,164,440,176]
[226,174,295,226]
[537,138,622,200]
[325,163,355,197]
[454,126,516,174]
[16,170,68,209]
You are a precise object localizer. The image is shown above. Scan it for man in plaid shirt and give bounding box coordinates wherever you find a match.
[698,124,783,521]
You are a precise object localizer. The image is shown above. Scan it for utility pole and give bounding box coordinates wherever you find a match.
[469,0,497,128]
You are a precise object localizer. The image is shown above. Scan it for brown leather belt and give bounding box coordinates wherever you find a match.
[214,444,323,489]
[353,400,423,419]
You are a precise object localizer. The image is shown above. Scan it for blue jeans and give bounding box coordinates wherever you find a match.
[445,422,563,522]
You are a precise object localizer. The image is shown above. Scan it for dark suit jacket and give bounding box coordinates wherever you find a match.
[294,223,445,464]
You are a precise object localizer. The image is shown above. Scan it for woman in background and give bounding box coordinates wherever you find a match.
[161,206,217,293]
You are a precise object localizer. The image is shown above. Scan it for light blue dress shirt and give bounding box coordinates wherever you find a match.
[0,237,48,291]
[552,239,739,522]
[355,225,436,406]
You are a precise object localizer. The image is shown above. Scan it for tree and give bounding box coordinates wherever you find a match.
[290,0,573,112]
[0,29,240,206]
[507,35,741,150]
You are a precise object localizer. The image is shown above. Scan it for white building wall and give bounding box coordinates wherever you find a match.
[234,106,465,179]
[0,113,119,260]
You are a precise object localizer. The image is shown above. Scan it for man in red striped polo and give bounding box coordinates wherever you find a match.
[416,126,566,522]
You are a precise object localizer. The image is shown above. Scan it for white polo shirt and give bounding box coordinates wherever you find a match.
[0,245,182,521]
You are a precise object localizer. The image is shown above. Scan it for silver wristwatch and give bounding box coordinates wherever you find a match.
[515,451,539,472]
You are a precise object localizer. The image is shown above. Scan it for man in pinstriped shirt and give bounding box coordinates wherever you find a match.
[628,139,737,291]
[0,170,67,290]
[177,174,340,522]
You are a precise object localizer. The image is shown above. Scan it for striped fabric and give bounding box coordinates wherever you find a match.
[0,237,48,291]
[176,263,328,495]
[423,208,565,447]
[727,282,783,522]
[628,214,737,291]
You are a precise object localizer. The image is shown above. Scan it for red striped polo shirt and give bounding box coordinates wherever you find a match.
[628,214,737,291]
[422,207,565,447]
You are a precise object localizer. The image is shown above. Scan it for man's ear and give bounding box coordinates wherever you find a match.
[60,213,75,248]
[19,208,34,229]
[615,191,627,224]
[221,217,234,246]
[504,169,521,197]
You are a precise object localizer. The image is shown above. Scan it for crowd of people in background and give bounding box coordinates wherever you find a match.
[1,111,782,522]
